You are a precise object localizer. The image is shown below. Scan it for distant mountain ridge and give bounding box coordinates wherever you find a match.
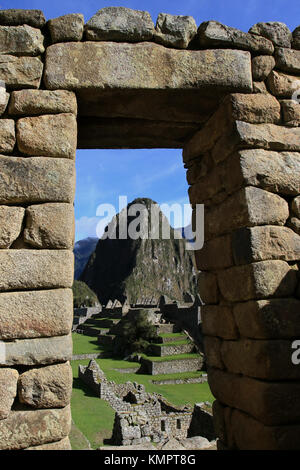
[80,198,197,304]
[74,237,99,280]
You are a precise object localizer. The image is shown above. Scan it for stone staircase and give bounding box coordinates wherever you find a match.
[76,311,203,377]
[141,324,204,375]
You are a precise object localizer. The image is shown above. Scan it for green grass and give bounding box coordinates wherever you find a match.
[72,358,213,408]
[69,421,92,450]
[72,333,101,355]
[72,333,112,355]
[141,352,200,362]
[159,332,186,338]
[152,340,191,347]
[71,360,115,450]
[71,332,213,449]
[151,371,204,380]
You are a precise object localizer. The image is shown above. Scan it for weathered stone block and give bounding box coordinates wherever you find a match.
[188,166,222,204]
[48,13,84,43]
[252,55,275,81]
[154,13,197,48]
[0,369,18,420]
[78,116,199,149]
[218,260,298,302]
[0,250,74,291]
[17,113,77,158]
[24,203,74,249]
[0,119,15,153]
[281,99,300,127]
[0,25,44,56]
[192,149,300,206]
[0,156,75,204]
[232,226,300,264]
[213,121,300,164]
[195,234,233,270]
[0,288,73,339]
[203,337,224,369]
[249,21,292,48]
[233,298,300,339]
[253,81,268,94]
[197,21,274,54]
[0,206,24,248]
[231,408,300,450]
[1,334,72,366]
[9,89,77,116]
[0,55,43,89]
[44,42,252,93]
[229,92,281,124]
[0,90,9,115]
[183,93,281,163]
[0,405,71,450]
[293,26,300,50]
[267,70,300,98]
[0,9,46,28]
[197,272,219,304]
[276,47,300,74]
[221,338,300,380]
[230,150,300,196]
[204,187,289,239]
[202,305,238,339]
[25,436,72,450]
[208,367,300,426]
[288,217,300,236]
[185,156,210,185]
[18,362,72,408]
[85,7,155,42]
[292,196,300,218]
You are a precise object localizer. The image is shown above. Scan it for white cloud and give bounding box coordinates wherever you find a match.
[75,216,100,241]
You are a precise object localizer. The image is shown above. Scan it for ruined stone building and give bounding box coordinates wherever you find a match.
[79,360,215,447]
[0,7,299,450]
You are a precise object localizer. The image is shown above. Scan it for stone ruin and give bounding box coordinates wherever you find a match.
[79,360,215,447]
[0,7,299,450]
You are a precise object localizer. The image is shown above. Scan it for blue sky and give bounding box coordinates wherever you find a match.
[5,0,299,240]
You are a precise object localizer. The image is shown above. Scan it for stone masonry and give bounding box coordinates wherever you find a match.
[0,7,299,450]
[79,360,211,446]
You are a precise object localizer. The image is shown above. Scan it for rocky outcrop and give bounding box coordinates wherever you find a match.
[81,198,196,304]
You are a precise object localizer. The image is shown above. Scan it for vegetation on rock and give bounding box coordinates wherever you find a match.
[72,280,99,308]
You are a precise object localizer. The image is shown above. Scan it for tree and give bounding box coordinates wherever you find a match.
[120,310,157,355]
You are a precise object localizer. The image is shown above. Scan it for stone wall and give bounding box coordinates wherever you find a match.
[188,404,216,441]
[113,410,193,446]
[184,26,300,448]
[141,357,203,375]
[149,342,195,357]
[73,306,101,329]
[160,297,202,345]
[0,6,299,450]
[79,360,195,446]
[0,9,76,450]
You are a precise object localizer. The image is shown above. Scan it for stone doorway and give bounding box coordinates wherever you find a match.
[0,7,299,450]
